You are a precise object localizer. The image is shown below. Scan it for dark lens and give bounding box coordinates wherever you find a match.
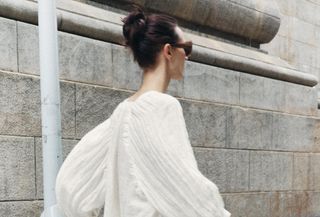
[184,44,192,57]
[184,48,189,56]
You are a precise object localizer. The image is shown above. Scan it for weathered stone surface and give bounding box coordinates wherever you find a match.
[0,71,41,136]
[293,153,310,190]
[0,200,43,217]
[0,71,75,138]
[35,138,79,199]
[294,0,320,30]
[307,191,320,217]
[276,0,296,16]
[240,72,286,111]
[249,151,293,191]
[222,193,271,217]
[272,113,316,152]
[290,17,317,46]
[75,84,130,138]
[313,118,320,152]
[270,191,309,217]
[240,72,317,115]
[226,107,273,150]
[180,100,227,148]
[59,82,76,138]
[59,31,113,86]
[17,21,39,75]
[287,40,317,73]
[309,153,320,190]
[184,61,239,105]
[111,44,142,91]
[222,191,320,216]
[283,81,317,116]
[193,148,249,192]
[0,17,17,72]
[0,136,35,200]
[18,21,113,87]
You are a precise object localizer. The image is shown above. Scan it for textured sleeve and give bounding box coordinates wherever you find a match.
[55,118,112,217]
[128,98,231,217]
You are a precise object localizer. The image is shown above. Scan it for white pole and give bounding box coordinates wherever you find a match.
[38,0,64,216]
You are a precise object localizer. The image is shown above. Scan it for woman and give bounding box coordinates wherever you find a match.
[54,6,231,217]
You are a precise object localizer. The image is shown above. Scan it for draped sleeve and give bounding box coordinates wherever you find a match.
[55,117,112,217]
[127,96,231,217]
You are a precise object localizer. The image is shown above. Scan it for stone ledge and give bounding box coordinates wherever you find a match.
[97,0,281,44]
[0,0,317,87]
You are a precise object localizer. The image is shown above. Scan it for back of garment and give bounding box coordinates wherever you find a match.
[54,90,231,217]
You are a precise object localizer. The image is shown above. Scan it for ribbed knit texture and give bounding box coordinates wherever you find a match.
[55,90,231,217]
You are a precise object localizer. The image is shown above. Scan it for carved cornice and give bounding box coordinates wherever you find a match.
[116,0,281,44]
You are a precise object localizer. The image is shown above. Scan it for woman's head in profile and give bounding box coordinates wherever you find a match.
[121,5,192,80]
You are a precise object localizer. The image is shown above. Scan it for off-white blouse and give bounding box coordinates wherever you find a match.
[54,90,231,217]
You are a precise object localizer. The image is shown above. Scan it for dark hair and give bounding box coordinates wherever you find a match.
[121,6,180,69]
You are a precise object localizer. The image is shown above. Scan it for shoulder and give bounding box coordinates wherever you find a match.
[131,91,182,115]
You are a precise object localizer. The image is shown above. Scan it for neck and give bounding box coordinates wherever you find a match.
[139,60,171,93]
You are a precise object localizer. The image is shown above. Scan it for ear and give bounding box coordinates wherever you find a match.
[163,43,173,61]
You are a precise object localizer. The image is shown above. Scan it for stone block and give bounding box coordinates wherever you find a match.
[226,107,273,150]
[193,148,249,192]
[59,31,113,86]
[222,193,271,217]
[0,136,35,200]
[17,21,39,75]
[270,191,309,217]
[0,71,75,138]
[295,1,320,25]
[184,61,239,105]
[272,113,315,152]
[275,0,296,16]
[60,82,76,138]
[287,40,317,71]
[313,118,320,152]
[240,72,317,115]
[0,200,43,217]
[309,153,320,190]
[283,82,318,116]
[239,72,285,111]
[290,17,317,46]
[0,17,17,72]
[0,72,40,136]
[75,84,130,138]
[35,137,79,199]
[111,44,143,91]
[292,153,310,190]
[307,191,320,217]
[18,21,113,86]
[180,100,227,148]
[249,151,293,191]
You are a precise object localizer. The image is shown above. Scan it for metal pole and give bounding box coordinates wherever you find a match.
[38,0,64,216]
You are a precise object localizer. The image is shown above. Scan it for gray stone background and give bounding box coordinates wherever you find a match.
[261,0,320,97]
[0,0,320,217]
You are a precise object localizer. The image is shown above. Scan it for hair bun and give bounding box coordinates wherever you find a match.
[122,9,147,47]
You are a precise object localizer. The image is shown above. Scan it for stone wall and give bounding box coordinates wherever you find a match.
[261,0,320,98]
[0,0,320,216]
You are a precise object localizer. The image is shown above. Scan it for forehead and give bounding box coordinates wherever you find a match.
[175,26,186,42]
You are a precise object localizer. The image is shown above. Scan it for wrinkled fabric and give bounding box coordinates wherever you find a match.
[55,90,231,217]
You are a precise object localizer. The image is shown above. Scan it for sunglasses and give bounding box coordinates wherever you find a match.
[170,41,193,57]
